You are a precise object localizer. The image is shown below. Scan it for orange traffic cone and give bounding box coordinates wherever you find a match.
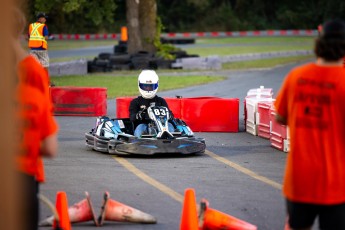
[180,188,199,230]
[98,191,157,226]
[40,192,98,227]
[199,199,257,230]
[120,26,128,42]
[53,191,71,230]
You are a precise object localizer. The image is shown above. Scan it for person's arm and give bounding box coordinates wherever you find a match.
[43,25,49,40]
[129,99,140,122]
[274,73,290,126]
[40,134,57,157]
[40,102,58,157]
[275,113,287,125]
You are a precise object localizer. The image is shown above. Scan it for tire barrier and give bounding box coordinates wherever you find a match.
[116,96,240,132]
[87,40,199,73]
[50,87,107,116]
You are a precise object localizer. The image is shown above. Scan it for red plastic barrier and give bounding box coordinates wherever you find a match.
[181,97,239,132]
[165,97,182,119]
[116,97,182,119]
[50,87,107,116]
[116,97,134,118]
[115,96,239,132]
[257,102,274,139]
[269,108,289,151]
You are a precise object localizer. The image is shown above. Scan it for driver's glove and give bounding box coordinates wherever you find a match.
[136,110,144,120]
[136,108,148,120]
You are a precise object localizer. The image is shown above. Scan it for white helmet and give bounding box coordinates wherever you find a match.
[138,70,159,99]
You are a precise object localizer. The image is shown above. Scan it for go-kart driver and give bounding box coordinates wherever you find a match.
[129,70,175,137]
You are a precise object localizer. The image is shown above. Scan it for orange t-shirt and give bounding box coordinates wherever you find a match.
[17,55,57,182]
[275,62,345,204]
[16,84,57,177]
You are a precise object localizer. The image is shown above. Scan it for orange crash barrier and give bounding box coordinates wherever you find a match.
[50,87,107,116]
[181,97,239,132]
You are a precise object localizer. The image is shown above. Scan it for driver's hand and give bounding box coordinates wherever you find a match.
[136,108,147,120]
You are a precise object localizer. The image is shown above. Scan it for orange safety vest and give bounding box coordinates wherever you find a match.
[28,22,48,49]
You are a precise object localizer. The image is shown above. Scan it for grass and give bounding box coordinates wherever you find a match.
[48,40,117,51]
[185,45,312,57]
[51,75,225,98]
[47,36,315,51]
[196,36,314,44]
[222,55,314,70]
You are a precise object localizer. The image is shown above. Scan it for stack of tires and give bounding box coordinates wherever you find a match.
[87,41,198,73]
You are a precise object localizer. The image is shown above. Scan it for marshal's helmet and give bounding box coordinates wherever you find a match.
[138,70,159,99]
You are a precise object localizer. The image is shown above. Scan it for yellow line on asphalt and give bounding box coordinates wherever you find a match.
[113,150,282,203]
[205,150,282,190]
[113,156,184,203]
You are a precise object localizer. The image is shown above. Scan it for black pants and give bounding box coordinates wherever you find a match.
[19,173,39,230]
[287,199,345,230]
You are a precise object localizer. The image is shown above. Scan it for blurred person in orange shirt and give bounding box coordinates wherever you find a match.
[275,19,345,230]
[13,7,58,230]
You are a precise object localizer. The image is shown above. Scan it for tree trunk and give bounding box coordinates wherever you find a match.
[139,0,157,53]
[126,0,142,54]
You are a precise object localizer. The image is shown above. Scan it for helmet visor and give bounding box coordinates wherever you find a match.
[139,83,158,91]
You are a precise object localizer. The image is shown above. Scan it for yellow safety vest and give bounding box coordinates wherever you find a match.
[28,22,48,49]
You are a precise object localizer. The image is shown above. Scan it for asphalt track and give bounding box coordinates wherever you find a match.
[39,61,316,230]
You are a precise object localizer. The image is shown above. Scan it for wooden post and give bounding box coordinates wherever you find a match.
[0,0,20,230]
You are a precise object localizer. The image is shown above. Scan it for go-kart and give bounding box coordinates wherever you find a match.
[85,105,206,156]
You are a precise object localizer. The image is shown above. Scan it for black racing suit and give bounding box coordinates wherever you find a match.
[129,95,173,128]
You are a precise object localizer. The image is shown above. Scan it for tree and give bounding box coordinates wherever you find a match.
[139,0,157,53]
[26,0,117,33]
[126,0,157,54]
[126,0,141,54]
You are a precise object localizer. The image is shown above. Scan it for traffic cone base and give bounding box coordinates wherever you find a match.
[180,188,199,230]
[40,191,99,227]
[68,191,98,226]
[98,191,157,226]
[199,199,257,230]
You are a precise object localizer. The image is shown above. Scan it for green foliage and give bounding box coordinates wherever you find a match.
[29,0,117,33]
[29,0,345,33]
[153,17,178,60]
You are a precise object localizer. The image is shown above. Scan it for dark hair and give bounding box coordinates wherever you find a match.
[36,12,47,20]
[314,19,345,61]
